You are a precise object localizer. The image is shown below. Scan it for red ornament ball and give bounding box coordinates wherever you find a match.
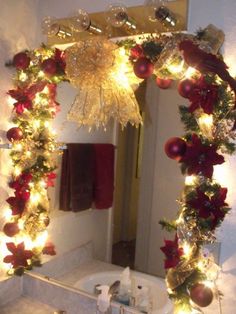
[41,58,57,76]
[156,77,172,89]
[6,127,23,142]
[164,137,186,161]
[3,222,20,237]
[178,78,195,98]
[133,57,154,79]
[13,52,30,70]
[190,283,214,308]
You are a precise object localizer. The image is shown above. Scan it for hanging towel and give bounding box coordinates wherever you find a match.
[59,144,95,212]
[94,144,115,209]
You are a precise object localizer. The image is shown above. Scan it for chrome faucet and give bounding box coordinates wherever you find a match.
[108,280,120,299]
[94,280,120,299]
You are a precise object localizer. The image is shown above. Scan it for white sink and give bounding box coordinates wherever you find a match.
[74,270,173,314]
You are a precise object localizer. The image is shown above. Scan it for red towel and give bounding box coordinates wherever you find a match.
[93,144,115,209]
[59,144,95,212]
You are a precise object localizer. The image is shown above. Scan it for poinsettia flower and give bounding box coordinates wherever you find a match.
[14,100,32,114]
[9,172,32,190]
[47,83,57,99]
[6,196,26,216]
[179,39,236,109]
[180,134,224,178]
[42,241,56,255]
[8,82,46,114]
[160,234,184,269]
[130,44,144,59]
[187,77,218,114]
[3,242,33,268]
[14,189,30,201]
[187,188,228,229]
[45,172,57,187]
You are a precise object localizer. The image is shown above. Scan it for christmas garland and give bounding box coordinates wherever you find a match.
[2,26,236,313]
[119,33,236,312]
[3,46,66,275]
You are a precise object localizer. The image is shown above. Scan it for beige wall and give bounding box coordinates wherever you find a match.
[135,79,186,277]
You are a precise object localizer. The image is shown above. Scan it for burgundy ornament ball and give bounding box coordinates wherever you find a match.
[13,52,30,70]
[164,137,186,161]
[190,283,214,308]
[133,57,154,79]
[3,222,20,237]
[178,78,195,98]
[41,58,57,76]
[156,77,172,89]
[6,127,23,142]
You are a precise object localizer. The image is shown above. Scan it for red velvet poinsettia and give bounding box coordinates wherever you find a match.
[42,241,56,255]
[187,188,228,229]
[187,77,219,114]
[160,234,184,269]
[9,172,31,205]
[3,242,33,268]
[130,44,144,60]
[179,40,236,107]
[8,81,46,114]
[9,172,32,191]
[180,134,224,178]
[45,172,57,187]
[6,196,26,216]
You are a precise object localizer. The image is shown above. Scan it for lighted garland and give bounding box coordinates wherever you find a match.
[3,46,66,275]
[2,25,236,313]
[120,31,236,312]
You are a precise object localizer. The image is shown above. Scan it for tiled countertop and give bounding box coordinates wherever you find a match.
[0,296,56,313]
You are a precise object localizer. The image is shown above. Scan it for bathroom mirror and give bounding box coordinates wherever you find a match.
[33,78,186,279]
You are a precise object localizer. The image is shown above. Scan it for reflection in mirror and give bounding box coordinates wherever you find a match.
[33,77,223,313]
[34,79,184,280]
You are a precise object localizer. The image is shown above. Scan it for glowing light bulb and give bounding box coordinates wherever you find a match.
[14,143,23,151]
[3,208,12,220]
[20,236,34,250]
[25,151,32,157]
[203,280,215,289]
[30,192,41,204]
[37,71,46,79]
[17,219,24,230]
[14,166,22,177]
[18,72,28,82]
[183,242,192,258]
[185,175,197,186]
[184,67,198,79]
[39,180,47,188]
[34,231,48,248]
[7,96,16,106]
[33,120,41,129]
[168,59,185,75]
[198,114,214,139]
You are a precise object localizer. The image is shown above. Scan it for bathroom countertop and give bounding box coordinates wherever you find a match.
[0,296,56,313]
